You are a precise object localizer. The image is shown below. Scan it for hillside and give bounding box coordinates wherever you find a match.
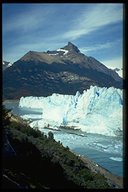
[3,42,123,99]
[2,106,119,189]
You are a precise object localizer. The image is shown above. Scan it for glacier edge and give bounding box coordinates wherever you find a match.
[19,86,123,136]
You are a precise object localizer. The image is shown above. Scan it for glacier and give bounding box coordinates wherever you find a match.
[19,86,123,136]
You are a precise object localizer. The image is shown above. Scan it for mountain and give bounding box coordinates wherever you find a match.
[19,86,123,137]
[2,61,13,71]
[3,42,123,99]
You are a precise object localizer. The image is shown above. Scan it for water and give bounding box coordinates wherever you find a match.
[3,100,123,177]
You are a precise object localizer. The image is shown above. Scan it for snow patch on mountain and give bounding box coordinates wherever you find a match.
[3,61,12,66]
[113,68,123,78]
[57,48,69,55]
[3,61,13,70]
[8,63,13,67]
[48,53,59,56]
[108,67,123,78]
[19,86,123,136]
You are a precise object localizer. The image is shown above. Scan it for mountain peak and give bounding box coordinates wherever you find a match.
[62,42,80,53]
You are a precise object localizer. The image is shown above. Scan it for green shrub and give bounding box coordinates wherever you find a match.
[48,131,54,140]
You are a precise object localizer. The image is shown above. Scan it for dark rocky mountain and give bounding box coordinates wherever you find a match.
[3,42,123,99]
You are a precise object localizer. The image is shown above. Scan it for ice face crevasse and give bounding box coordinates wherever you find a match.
[19,86,123,136]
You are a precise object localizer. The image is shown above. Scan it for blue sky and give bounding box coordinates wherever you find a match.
[2,3,123,69]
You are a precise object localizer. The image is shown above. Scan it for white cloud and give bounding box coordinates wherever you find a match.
[3,4,123,63]
[79,39,122,53]
[80,42,113,53]
[62,4,123,40]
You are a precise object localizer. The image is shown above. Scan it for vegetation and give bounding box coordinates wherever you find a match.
[2,106,110,189]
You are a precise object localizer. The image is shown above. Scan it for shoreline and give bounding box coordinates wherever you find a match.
[3,99,19,103]
[72,150,123,188]
[3,100,123,187]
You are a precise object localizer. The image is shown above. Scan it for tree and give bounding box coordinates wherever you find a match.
[48,131,54,140]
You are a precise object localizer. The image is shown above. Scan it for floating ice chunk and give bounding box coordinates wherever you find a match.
[21,114,42,120]
[109,157,122,162]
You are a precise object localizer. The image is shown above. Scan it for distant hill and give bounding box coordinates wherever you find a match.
[3,42,123,99]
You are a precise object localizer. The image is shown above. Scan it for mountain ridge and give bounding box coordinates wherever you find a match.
[3,42,123,99]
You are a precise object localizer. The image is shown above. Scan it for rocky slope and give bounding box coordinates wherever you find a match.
[3,42,123,99]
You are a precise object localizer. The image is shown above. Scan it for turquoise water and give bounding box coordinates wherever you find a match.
[4,100,123,177]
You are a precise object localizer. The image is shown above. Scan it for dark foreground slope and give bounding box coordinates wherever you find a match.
[1,107,117,189]
[3,42,123,99]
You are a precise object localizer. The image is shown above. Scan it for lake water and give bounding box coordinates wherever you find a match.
[3,100,123,177]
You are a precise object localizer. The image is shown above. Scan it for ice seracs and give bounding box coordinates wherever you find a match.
[19,86,123,136]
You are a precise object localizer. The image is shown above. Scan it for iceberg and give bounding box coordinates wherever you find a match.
[19,86,123,136]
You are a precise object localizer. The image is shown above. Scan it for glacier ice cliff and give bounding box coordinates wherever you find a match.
[19,86,123,136]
